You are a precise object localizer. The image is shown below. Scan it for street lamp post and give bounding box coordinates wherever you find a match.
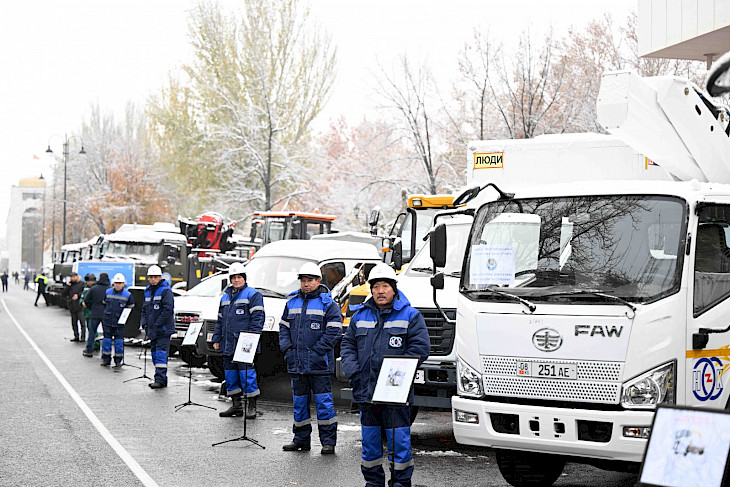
[39,173,46,269]
[46,134,85,246]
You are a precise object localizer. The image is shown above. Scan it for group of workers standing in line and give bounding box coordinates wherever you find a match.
[213,259,429,487]
[54,266,176,389]
[36,259,430,487]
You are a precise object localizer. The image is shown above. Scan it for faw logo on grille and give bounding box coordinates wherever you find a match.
[532,328,563,352]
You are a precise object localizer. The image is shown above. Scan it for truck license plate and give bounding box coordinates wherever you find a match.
[414,370,425,384]
[516,361,577,380]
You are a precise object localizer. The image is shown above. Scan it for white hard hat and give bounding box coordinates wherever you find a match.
[298,262,322,279]
[147,265,162,276]
[228,262,246,277]
[112,273,126,284]
[367,263,397,285]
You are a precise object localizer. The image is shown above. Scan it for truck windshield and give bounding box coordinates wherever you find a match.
[399,208,441,263]
[245,256,315,297]
[104,241,161,263]
[187,274,226,297]
[464,195,686,303]
[408,222,471,277]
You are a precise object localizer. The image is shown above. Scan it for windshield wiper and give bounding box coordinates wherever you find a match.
[411,267,460,278]
[546,290,636,316]
[257,287,287,298]
[468,287,536,313]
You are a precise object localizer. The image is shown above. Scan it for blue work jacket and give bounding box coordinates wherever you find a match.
[141,280,175,340]
[211,284,265,356]
[102,287,135,328]
[340,291,430,404]
[279,285,342,375]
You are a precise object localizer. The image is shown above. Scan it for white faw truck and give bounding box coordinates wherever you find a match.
[428,65,730,486]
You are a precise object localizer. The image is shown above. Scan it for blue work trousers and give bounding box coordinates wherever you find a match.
[151,335,171,385]
[101,324,125,365]
[360,404,413,487]
[290,374,337,446]
[223,355,259,397]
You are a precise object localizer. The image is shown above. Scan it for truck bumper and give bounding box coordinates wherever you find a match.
[451,397,652,463]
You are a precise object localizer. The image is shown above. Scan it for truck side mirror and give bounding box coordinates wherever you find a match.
[430,223,447,268]
[430,272,444,290]
[391,239,403,270]
[707,50,730,96]
[368,209,381,228]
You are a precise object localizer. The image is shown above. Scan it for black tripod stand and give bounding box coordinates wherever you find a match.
[176,345,216,412]
[115,338,142,370]
[123,337,152,383]
[212,362,264,449]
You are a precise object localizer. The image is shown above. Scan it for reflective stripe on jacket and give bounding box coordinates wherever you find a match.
[211,284,265,356]
[340,291,430,404]
[279,285,342,375]
[141,280,175,340]
[102,287,135,327]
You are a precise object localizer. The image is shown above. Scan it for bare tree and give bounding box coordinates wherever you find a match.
[50,102,172,242]
[374,55,462,194]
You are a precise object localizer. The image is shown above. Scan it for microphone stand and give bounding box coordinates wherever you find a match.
[212,362,264,449]
[124,335,152,383]
[175,344,216,412]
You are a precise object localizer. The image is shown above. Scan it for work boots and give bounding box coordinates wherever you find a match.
[245,397,257,419]
[219,396,243,417]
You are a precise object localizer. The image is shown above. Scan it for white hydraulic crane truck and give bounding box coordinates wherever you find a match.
[427,64,730,486]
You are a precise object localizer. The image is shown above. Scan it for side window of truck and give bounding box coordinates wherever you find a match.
[321,262,345,290]
[694,205,730,316]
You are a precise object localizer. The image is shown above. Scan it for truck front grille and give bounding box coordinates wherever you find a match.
[174,312,201,333]
[482,356,623,404]
[417,308,456,356]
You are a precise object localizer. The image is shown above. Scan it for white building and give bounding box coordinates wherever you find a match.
[6,177,46,274]
[639,0,730,67]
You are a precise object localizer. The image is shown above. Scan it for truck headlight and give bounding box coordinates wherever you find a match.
[621,361,675,409]
[457,356,484,398]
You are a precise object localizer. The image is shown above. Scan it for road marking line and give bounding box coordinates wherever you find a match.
[2,299,159,487]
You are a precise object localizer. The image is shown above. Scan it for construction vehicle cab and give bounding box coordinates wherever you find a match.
[391,195,456,268]
[248,211,336,248]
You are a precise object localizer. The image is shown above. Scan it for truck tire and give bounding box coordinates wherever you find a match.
[496,450,565,487]
[180,347,207,368]
[208,355,225,381]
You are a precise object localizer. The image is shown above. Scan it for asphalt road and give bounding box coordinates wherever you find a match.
[0,286,640,486]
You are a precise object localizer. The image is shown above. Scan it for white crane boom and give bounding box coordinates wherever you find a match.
[597,70,730,183]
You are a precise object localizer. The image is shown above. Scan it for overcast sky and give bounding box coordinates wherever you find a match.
[0,0,638,240]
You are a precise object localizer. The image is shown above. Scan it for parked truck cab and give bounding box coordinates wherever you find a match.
[430,66,730,486]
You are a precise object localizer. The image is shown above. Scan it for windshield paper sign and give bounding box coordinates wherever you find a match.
[470,244,515,286]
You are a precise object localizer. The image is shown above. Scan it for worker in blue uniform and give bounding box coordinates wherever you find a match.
[279,262,341,455]
[340,264,430,487]
[101,273,135,368]
[141,265,175,389]
[212,262,265,419]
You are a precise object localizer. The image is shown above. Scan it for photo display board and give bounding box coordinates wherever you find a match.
[232,331,261,365]
[182,322,203,346]
[371,355,420,405]
[638,405,730,487]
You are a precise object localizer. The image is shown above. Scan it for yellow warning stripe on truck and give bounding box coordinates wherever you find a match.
[686,346,730,358]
